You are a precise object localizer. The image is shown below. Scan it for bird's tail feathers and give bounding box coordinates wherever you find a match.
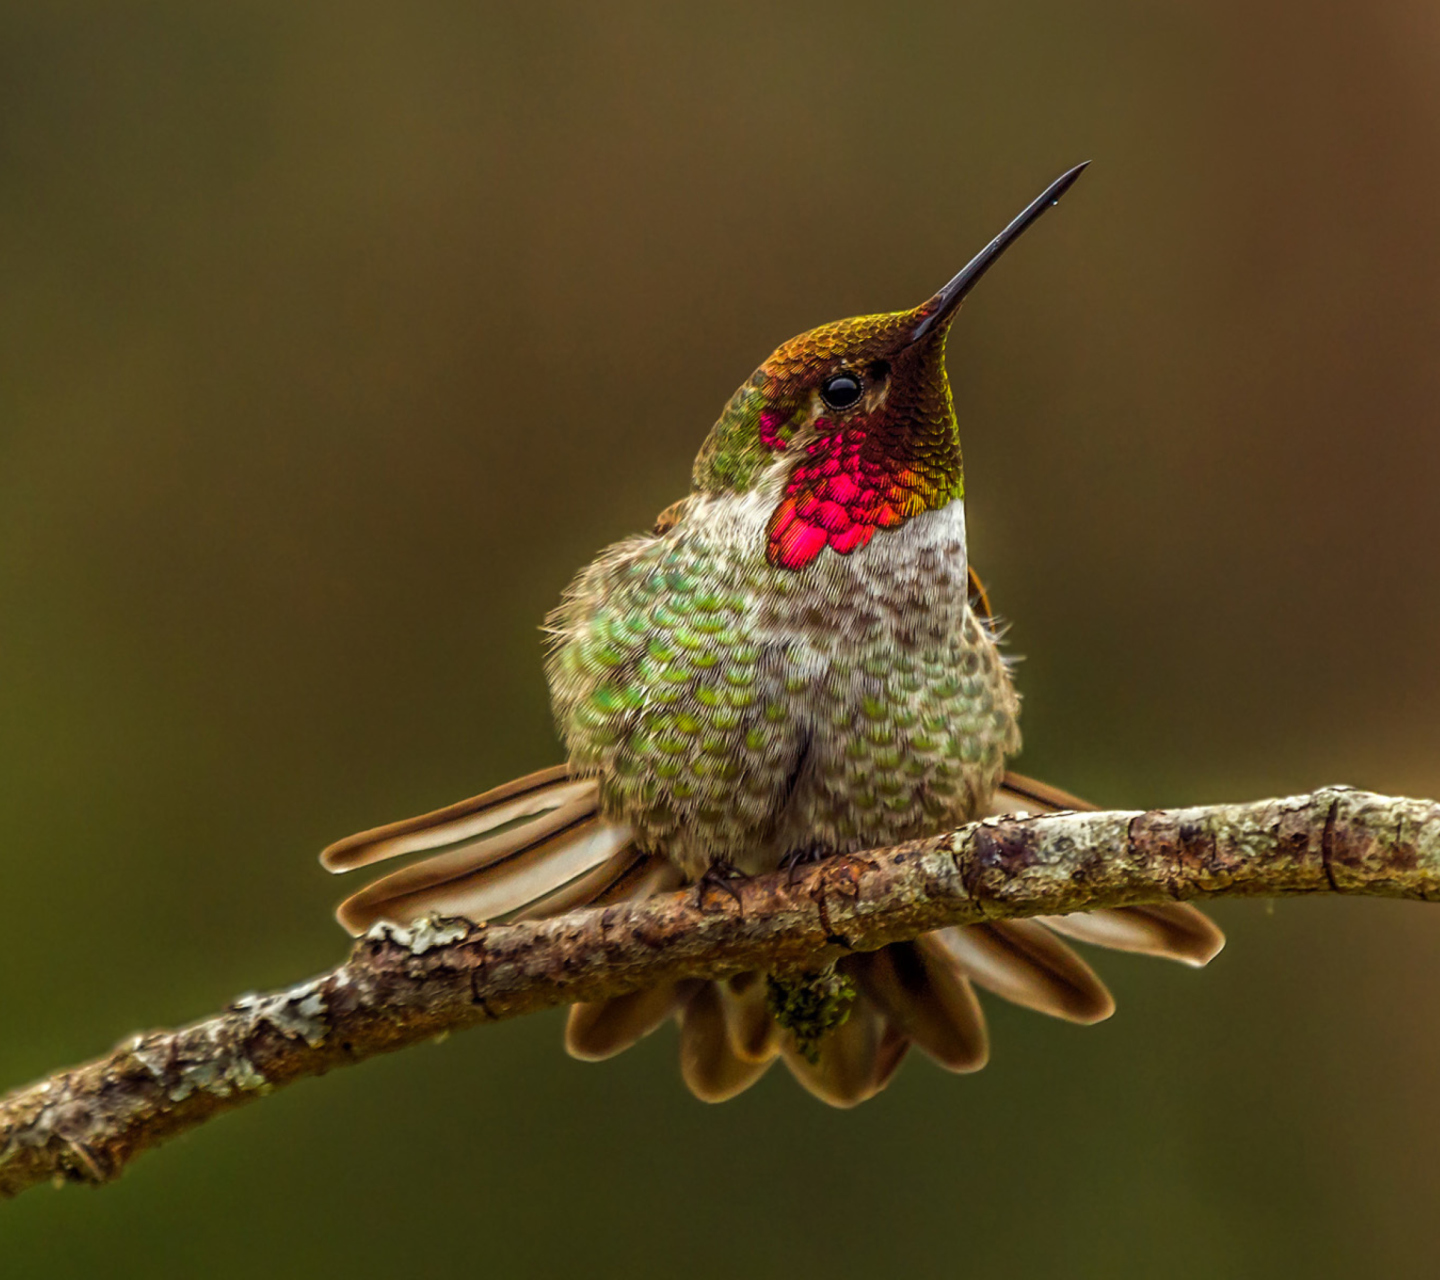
[321,765,1223,1105]
[987,770,1225,969]
[322,766,651,935]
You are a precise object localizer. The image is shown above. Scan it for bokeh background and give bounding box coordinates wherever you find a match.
[4,2,1440,1275]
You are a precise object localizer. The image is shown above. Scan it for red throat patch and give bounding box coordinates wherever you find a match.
[765,420,928,569]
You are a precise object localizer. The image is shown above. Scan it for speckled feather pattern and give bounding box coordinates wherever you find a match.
[545,488,1019,880]
[548,303,1014,878]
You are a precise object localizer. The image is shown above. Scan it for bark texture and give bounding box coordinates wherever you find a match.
[3,786,1437,1200]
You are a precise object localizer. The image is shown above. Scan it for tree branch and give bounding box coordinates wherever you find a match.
[4,786,1437,1200]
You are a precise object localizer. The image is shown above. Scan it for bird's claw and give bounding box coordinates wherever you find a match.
[778,846,828,887]
[695,863,747,911]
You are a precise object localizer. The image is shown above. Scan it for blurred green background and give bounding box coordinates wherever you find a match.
[4,1,1440,1274]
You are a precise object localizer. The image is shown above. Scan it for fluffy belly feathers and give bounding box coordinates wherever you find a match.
[546,496,1020,878]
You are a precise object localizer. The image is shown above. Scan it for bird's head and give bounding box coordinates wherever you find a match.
[692,163,1087,570]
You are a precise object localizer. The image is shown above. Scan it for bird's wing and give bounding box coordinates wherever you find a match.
[987,770,1225,968]
[650,494,693,535]
[320,766,664,935]
[967,564,994,620]
[969,557,1224,969]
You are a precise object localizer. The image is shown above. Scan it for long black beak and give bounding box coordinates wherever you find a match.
[909,161,1089,343]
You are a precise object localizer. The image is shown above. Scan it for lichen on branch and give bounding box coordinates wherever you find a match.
[2,786,1436,1201]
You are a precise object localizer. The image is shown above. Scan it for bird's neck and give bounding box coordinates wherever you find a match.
[683,488,971,634]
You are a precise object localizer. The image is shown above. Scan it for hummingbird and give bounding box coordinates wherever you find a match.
[320,164,1224,1107]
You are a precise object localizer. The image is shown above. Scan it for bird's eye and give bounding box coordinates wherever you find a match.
[819,372,864,410]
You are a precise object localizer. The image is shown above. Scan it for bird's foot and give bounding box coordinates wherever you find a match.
[694,862,747,911]
[778,846,829,887]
